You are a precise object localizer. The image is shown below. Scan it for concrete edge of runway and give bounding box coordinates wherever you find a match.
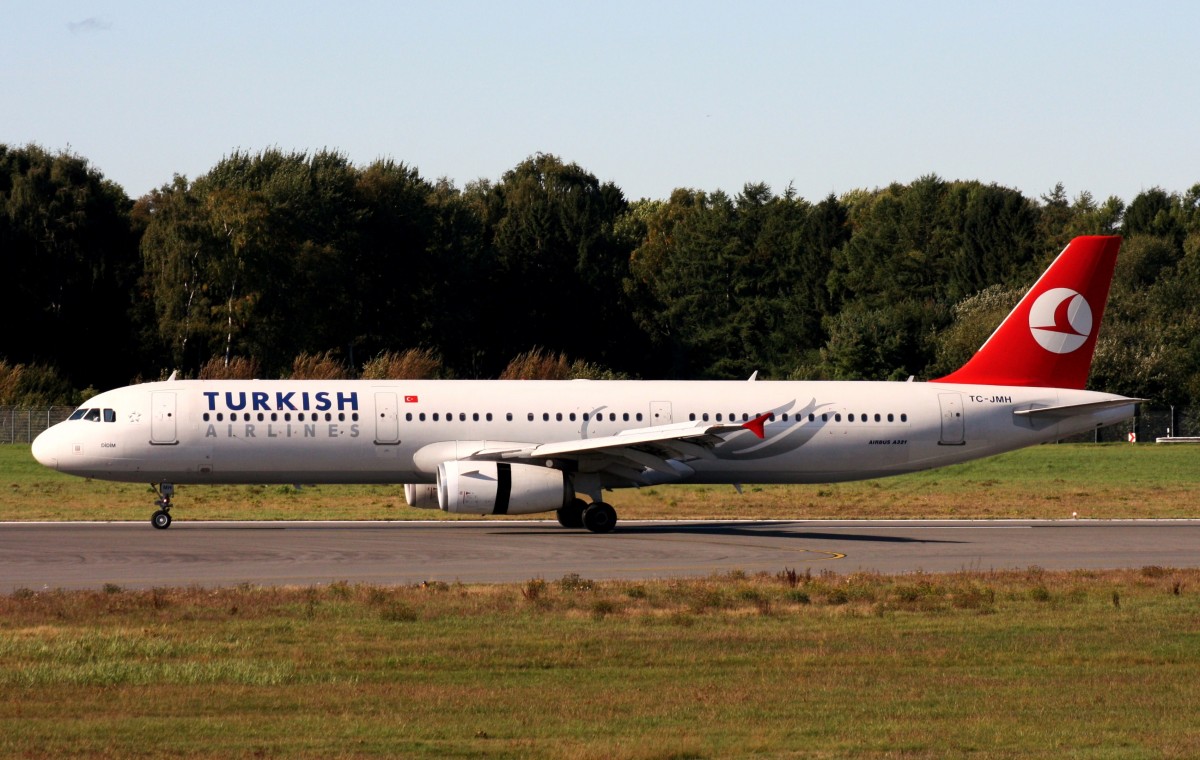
[3,517,1200,527]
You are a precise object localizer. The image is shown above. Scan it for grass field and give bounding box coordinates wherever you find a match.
[1,442,1195,522]
[2,568,1198,758]
[4,444,1198,757]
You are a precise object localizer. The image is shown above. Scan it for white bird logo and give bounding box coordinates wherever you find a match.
[1028,288,1092,354]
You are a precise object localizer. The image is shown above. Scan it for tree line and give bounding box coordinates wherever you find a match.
[2,143,1198,406]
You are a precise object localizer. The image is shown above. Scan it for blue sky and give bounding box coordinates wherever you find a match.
[3,1,1197,203]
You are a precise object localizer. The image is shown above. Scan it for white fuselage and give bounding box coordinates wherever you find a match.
[32,378,1134,488]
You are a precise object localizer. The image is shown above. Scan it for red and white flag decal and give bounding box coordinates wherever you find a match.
[404,395,419,403]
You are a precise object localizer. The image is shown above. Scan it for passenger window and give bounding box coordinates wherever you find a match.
[556,413,563,422]
[849,414,855,422]
[543,413,550,422]
[636,413,643,421]
[406,413,412,422]
[217,413,225,422]
[689,413,696,421]
[874,414,881,422]
[702,413,709,422]
[901,413,908,422]
[716,413,723,422]
[569,412,576,421]
[203,413,211,422]
[835,414,842,422]
[486,413,493,422]
[887,413,894,422]
[271,413,278,422]
[419,413,426,421]
[433,413,439,421]
[809,413,815,422]
[623,413,629,422]
[528,413,534,422]
[609,413,616,421]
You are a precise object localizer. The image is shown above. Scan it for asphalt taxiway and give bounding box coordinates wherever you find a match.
[2,519,1197,590]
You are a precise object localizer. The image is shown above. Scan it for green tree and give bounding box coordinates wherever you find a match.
[468,154,638,376]
[0,144,140,389]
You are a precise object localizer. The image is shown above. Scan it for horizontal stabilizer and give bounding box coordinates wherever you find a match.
[1014,398,1143,419]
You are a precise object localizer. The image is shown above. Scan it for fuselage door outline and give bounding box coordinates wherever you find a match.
[150,391,178,445]
[374,391,401,445]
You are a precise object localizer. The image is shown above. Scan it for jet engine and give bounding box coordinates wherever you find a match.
[436,460,571,515]
[403,483,440,509]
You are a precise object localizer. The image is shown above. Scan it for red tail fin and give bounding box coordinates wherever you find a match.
[933,235,1121,389]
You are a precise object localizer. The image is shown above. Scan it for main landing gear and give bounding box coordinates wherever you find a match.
[556,498,618,533]
[151,482,174,529]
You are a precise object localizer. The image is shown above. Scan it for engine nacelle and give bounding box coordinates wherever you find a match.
[403,483,440,509]
[437,460,571,515]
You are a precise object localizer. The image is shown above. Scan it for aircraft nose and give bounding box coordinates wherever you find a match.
[31,428,59,470]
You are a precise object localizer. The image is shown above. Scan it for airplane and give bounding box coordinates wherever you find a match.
[32,235,1137,533]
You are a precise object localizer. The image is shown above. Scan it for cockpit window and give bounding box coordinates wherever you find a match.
[83,409,101,422]
[103,409,116,423]
[68,409,87,421]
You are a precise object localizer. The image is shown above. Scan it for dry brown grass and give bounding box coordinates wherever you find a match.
[289,350,350,379]
[2,569,1198,757]
[359,348,445,379]
[197,355,261,379]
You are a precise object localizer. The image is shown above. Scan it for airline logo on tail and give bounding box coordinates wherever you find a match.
[1028,288,1092,354]
[934,235,1121,389]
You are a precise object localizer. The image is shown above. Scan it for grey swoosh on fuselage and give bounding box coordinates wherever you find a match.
[714,398,832,460]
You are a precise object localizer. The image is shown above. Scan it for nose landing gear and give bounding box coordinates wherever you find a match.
[151,482,174,529]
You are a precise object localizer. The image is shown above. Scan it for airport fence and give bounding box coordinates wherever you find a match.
[1061,405,1199,443]
[1,406,75,444]
[1,404,1195,445]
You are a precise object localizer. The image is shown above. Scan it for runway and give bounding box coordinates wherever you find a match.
[1,519,1198,591]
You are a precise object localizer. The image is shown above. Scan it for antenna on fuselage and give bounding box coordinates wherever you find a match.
[167,370,178,381]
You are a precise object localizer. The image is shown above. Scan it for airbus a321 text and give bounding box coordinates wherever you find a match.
[33,236,1137,533]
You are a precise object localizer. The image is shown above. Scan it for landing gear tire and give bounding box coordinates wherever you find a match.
[557,498,588,529]
[582,502,617,534]
[151,482,175,529]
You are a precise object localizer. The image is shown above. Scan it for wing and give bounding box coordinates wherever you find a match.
[468,415,772,483]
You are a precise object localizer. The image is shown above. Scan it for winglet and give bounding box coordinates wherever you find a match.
[742,413,771,439]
